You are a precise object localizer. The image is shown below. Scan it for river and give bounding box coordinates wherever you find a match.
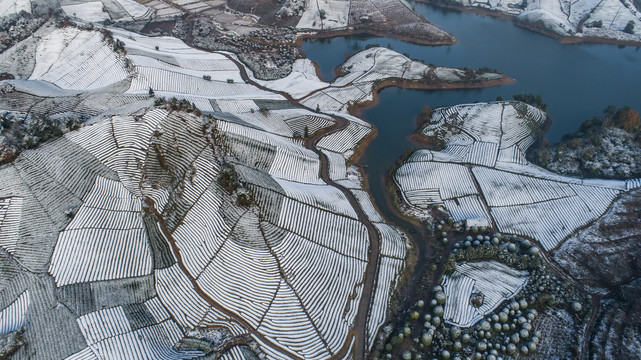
[301,2,641,223]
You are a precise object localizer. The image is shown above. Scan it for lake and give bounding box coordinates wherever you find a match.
[301,2,641,223]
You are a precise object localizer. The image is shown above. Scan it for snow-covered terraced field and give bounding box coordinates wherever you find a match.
[61,1,111,23]
[256,59,328,100]
[317,119,372,155]
[0,103,405,359]
[0,26,417,359]
[442,261,528,327]
[147,108,402,358]
[0,290,30,334]
[65,109,168,196]
[71,303,203,360]
[59,0,153,22]
[395,102,630,250]
[0,0,31,16]
[626,178,641,189]
[217,120,324,184]
[297,0,351,29]
[0,197,23,255]
[49,176,153,286]
[29,27,129,90]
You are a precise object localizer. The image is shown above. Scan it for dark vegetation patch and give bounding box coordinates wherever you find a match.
[0,12,47,53]
[513,93,548,111]
[590,281,641,359]
[140,20,176,35]
[143,214,176,270]
[374,225,590,360]
[528,106,641,179]
[56,283,97,317]
[0,112,83,165]
[218,163,241,194]
[123,303,157,331]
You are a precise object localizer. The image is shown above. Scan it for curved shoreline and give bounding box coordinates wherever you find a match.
[347,75,515,119]
[513,19,641,47]
[416,0,641,47]
[341,74,516,350]
[294,27,458,47]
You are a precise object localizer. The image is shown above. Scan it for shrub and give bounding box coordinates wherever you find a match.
[513,93,548,111]
[477,66,499,74]
[217,164,240,194]
[236,192,253,207]
[0,113,76,165]
[624,20,635,34]
[614,107,640,132]
[64,116,81,132]
[419,105,433,122]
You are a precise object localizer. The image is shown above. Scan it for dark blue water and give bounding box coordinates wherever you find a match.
[301,2,641,221]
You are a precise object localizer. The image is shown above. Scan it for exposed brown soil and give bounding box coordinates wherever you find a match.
[347,75,514,118]
[294,27,457,47]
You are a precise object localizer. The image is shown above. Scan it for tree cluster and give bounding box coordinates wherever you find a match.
[0,112,82,164]
[0,12,47,53]
[624,20,635,34]
[513,93,548,111]
[527,106,641,179]
[156,97,203,116]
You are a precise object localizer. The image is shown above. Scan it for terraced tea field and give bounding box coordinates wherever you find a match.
[1,23,472,359]
[2,2,638,358]
[394,102,640,250]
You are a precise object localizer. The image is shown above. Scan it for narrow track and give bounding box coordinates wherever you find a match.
[305,116,382,359]
[580,295,601,360]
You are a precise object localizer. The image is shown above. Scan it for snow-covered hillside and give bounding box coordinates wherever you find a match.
[438,0,641,43]
[0,26,415,359]
[394,102,630,250]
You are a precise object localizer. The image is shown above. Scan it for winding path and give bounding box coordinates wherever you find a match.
[219,52,384,359]
[304,115,382,360]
